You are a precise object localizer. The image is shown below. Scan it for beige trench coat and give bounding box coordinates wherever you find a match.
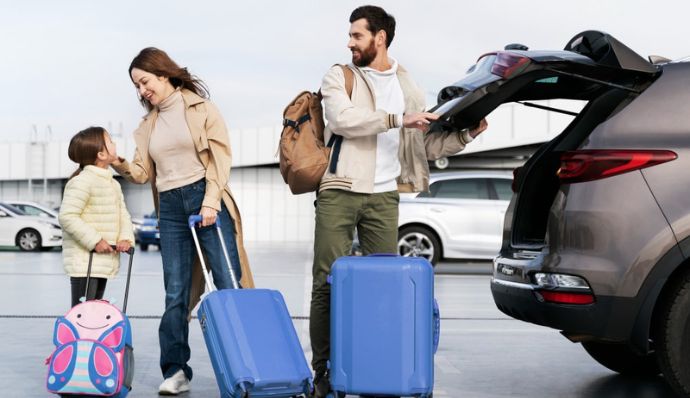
[113,89,254,315]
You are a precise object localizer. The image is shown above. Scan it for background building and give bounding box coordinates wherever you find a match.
[0,100,582,242]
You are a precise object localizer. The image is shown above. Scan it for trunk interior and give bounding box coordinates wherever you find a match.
[510,87,640,249]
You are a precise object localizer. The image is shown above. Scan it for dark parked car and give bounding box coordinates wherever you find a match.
[432,30,690,395]
[134,212,159,251]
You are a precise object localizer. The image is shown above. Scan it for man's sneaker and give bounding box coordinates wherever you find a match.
[158,369,190,395]
[312,371,331,398]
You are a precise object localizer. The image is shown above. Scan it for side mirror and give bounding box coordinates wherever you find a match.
[0,211,7,217]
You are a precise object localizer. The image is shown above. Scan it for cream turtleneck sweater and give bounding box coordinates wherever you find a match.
[149,89,206,192]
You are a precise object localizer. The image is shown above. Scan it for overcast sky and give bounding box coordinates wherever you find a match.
[1,0,688,141]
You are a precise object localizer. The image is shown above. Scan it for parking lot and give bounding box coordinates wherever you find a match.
[0,244,677,397]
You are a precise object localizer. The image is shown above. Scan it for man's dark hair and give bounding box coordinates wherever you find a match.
[349,5,396,48]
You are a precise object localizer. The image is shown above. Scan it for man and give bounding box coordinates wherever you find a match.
[310,5,487,397]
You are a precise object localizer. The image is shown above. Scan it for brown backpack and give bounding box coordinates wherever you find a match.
[279,65,354,194]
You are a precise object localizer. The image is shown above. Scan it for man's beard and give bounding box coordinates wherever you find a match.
[352,39,377,67]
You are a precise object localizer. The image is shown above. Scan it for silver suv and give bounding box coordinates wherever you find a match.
[431,31,690,395]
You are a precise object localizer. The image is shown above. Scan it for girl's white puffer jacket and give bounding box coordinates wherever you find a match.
[58,165,135,278]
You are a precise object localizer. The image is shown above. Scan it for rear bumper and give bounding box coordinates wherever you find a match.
[491,258,638,342]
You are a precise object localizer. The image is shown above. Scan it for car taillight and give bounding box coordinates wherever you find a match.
[537,291,595,305]
[491,51,531,79]
[557,149,677,184]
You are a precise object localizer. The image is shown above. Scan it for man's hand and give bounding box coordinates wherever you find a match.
[469,118,488,139]
[94,239,114,254]
[116,240,132,253]
[403,112,439,134]
[199,206,218,227]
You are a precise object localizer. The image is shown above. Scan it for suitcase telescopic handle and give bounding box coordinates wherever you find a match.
[188,215,240,291]
[86,245,135,313]
[433,299,440,354]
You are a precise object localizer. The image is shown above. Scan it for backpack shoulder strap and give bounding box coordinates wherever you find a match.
[324,64,354,175]
[338,64,354,98]
[318,64,354,100]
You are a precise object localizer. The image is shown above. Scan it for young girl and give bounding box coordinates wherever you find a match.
[58,126,135,307]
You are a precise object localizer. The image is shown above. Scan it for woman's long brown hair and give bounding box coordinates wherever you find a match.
[129,47,209,111]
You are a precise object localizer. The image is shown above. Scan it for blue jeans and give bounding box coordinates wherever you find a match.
[157,178,242,380]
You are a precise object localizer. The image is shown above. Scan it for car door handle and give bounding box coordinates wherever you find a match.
[431,208,445,213]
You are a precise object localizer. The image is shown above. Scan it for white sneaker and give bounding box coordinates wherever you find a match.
[158,369,190,395]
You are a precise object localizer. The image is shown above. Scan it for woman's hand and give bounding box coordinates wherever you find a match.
[199,206,218,227]
[111,156,125,167]
[116,240,132,253]
[94,239,114,254]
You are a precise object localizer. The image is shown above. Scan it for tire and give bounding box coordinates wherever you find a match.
[140,243,149,251]
[397,226,441,265]
[16,228,41,252]
[656,273,690,396]
[581,341,660,377]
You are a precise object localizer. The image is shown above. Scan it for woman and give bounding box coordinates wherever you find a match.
[112,47,254,395]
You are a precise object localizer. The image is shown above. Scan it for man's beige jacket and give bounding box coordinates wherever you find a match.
[320,63,471,193]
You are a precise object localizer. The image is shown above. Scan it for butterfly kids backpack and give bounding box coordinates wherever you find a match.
[46,249,135,397]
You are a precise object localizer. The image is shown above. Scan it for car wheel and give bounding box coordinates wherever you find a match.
[140,243,149,252]
[581,341,659,376]
[16,229,42,252]
[398,226,441,265]
[656,272,690,396]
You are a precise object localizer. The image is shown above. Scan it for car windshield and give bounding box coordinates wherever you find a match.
[14,204,51,217]
[1,203,26,215]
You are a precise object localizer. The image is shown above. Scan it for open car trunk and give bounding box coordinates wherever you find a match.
[429,31,659,249]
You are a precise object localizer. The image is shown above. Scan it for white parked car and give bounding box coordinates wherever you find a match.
[397,170,512,264]
[0,203,62,251]
[5,200,58,219]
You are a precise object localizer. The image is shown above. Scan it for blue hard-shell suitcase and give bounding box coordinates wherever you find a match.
[189,216,312,397]
[329,254,440,398]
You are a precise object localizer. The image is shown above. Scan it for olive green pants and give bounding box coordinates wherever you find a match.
[309,189,399,374]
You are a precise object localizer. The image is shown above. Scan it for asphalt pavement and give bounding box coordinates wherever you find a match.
[0,243,678,397]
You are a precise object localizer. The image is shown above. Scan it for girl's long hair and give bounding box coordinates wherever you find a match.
[129,47,209,111]
[67,127,107,179]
